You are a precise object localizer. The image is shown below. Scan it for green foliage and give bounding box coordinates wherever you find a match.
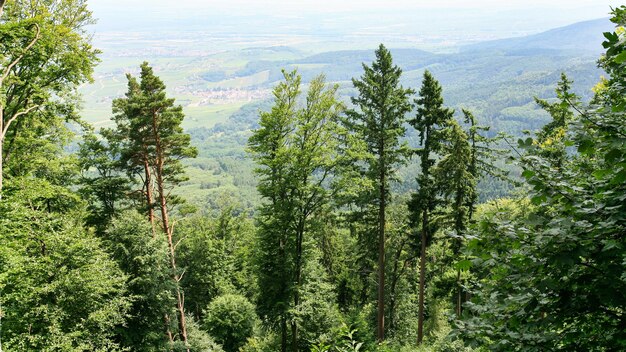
[105,210,176,351]
[456,7,626,350]
[311,324,363,352]
[177,204,257,320]
[203,294,257,352]
[78,130,130,233]
[172,315,225,352]
[1,0,99,189]
[0,179,130,351]
[248,69,344,348]
[293,249,342,348]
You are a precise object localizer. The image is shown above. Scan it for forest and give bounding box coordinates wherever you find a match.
[0,1,625,351]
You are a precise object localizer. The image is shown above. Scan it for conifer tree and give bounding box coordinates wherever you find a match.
[112,62,197,351]
[434,119,474,317]
[409,70,454,344]
[534,73,579,168]
[345,44,414,341]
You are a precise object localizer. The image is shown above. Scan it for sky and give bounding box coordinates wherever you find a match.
[90,0,621,16]
[88,0,623,53]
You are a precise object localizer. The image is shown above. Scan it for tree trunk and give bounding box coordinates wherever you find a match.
[292,220,304,352]
[143,159,156,237]
[152,112,189,351]
[417,209,428,344]
[281,315,287,352]
[377,165,386,342]
[165,313,174,347]
[456,269,462,318]
[388,240,405,333]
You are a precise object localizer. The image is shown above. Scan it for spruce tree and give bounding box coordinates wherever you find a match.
[409,70,454,343]
[434,119,474,317]
[345,44,414,341]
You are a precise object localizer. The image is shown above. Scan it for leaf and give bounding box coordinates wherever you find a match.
[521,169,535,179]
[614,51,626,64]
[531,195,546,205]
[610,169,626,185]
[592,169,612,180]
[577,139,594,154]
[605,148,623,163]
[455,259,472,271]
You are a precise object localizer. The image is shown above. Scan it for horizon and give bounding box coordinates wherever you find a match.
[89,1,621,55]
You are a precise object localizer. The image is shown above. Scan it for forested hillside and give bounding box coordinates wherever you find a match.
[1,1,625,352]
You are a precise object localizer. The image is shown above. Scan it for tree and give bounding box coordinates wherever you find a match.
[409,70,454,344]
[0,0,99,198]
[248,70,344,351]
[0,179,130,351]
[177,201,257,320]
[105,211,176,351]
[112,62,197,350]
[533,73,579,169]
[458,10,626,350]
[344,44,414,342]
[203,294,257,352]
[77,130,130,233]
[434,119,474,317]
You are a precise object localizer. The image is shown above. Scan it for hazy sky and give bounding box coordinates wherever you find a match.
[88,0,623,52]
[90,0,621,30]
[91,0,620,14]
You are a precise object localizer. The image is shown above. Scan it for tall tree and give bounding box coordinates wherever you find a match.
[345,44,414,341]
[112,74,157,235]
[112,62,197,350]
[248,70,299,352]
[249,70,344,351]
[0,0,98,198]
[409,70,454,344]
[434,119,474,317]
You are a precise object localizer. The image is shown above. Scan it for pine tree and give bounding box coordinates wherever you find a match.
[345,44,414,341]
[112,62,197,351]
[409,70,454,344]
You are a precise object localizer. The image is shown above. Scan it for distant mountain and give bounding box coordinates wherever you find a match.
[463,18,613,54]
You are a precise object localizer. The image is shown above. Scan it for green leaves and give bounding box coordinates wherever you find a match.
[455,259,472,271]
[457,9,626,350]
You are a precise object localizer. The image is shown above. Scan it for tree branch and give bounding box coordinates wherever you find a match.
[2,104,39,138]
[1,23,41,84]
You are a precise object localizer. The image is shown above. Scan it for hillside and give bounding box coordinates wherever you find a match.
[78,18,610,207]
[463,17,612,53]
